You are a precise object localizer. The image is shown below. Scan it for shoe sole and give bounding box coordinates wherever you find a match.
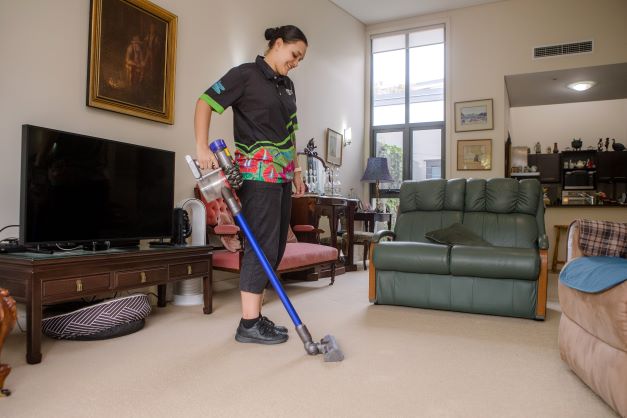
[235,334,288,344]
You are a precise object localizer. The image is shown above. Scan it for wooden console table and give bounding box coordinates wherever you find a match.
[291,195,359,273]
[0,245,212,364]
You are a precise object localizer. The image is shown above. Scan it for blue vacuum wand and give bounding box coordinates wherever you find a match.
[187,139,344,362]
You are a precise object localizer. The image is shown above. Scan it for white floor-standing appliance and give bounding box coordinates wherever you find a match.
[172,198,206,306]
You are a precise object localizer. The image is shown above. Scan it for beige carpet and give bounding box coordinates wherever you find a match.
[1,270,618,418]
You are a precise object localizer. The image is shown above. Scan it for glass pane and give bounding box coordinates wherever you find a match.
[373,49,405,126]
[410,101,443,123]
[375,131,403,190]
[412,129,442,180]
[372,34,405,53]
[409,43,444,123]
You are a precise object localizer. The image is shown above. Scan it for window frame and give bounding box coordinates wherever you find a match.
[369,26,446,199]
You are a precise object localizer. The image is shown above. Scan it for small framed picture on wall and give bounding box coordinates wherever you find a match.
[454,99,493,132]
[325,128,343,166]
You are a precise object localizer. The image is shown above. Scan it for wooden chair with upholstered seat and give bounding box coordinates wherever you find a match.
[194,187,339,284]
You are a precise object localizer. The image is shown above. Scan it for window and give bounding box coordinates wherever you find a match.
[371,26,445,198]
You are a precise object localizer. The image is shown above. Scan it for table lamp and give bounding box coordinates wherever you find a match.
[360,157,393,212]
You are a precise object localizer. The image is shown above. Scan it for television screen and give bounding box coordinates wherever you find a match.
[20,125,175,246]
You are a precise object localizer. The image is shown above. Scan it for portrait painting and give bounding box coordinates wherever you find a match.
[87,0,177,124]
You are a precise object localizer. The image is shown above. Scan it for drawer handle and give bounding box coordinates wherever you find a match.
[187,265,192,275]
[140,272,147,283]
[76,279,83,292]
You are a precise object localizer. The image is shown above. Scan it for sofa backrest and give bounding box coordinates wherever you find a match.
[395,178,465,243]
[462,178,544,248]
[394,178,545,248]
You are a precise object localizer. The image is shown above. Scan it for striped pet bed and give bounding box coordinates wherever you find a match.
[42,294,151,340]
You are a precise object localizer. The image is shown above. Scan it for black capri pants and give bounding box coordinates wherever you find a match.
[238,180,292,294]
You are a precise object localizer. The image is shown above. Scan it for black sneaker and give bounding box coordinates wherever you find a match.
[235,319,288,345]
[260,316,288,334]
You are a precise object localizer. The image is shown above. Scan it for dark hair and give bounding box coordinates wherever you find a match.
[264,25,308,49]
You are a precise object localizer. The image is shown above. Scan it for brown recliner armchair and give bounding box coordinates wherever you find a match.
[558,220,627,417]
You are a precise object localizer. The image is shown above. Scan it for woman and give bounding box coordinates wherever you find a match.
[194,25,307,345]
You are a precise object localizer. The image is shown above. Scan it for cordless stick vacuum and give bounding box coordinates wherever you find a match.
[186,139,344,362]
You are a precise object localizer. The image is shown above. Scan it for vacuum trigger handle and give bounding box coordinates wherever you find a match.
[185,155,202,180]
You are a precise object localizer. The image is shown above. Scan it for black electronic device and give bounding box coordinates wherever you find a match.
[171,208,192,245]
[19,125,175,248]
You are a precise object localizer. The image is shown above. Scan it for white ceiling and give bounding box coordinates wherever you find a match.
[328,0,505,25]
[505,63,627,107]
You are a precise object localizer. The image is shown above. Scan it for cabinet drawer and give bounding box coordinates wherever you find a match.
[43,274,111,299]
[115,267,167,288]
[170,261,209,278]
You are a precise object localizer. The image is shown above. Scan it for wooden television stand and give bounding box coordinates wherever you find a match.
[0,245,212,364]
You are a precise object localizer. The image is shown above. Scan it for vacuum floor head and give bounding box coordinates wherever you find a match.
[319,335,344,362]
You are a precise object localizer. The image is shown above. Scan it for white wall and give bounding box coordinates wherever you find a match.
[0,0,365,239]
[366,0,627,180]
[509,99,627,152]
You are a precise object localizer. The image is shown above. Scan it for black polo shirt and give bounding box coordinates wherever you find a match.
[200,55,298,183]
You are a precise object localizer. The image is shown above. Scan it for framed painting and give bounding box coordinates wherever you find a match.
[325,128,343,166]
[454,99,493,132]
[457,139,492,170]
[87,0,177,124]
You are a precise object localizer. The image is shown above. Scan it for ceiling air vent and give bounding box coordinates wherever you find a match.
[533,40,593,59]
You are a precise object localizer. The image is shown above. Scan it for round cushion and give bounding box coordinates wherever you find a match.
[42,294,151,340]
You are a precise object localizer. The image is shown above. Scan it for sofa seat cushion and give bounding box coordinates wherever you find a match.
[212,242,338,272]
[450,245,539,280]
[277,242,337,271]
[373,241,450,274]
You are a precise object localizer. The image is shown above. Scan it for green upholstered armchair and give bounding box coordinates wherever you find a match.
[368,178,549,320]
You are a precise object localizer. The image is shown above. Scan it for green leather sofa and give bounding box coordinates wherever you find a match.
[369,178,549,320]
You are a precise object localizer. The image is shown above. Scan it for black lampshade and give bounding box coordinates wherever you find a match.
[361,157,393,183]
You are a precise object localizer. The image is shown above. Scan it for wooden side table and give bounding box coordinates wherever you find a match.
[353,211,392,232]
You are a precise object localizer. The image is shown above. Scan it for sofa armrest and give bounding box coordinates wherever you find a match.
[567,221,584,262]
[372,230,395,243]
[538,233,549,250]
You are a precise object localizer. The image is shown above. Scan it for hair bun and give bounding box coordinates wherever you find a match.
[264,27,279,41]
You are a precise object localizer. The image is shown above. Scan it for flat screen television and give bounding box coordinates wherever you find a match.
[20,124,175,248]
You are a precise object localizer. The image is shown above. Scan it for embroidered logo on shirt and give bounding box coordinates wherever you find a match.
[285,88,293,96]
[211,81,225,95]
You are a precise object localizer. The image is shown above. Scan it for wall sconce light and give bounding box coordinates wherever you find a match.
[343,127,352,146]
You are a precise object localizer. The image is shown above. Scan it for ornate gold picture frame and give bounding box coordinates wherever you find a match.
[87,0,177,124]
[457,139,492,170]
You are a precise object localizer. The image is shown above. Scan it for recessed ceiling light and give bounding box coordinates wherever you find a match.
[567,81,596,91]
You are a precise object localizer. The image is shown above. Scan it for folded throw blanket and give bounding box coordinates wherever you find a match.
[577,219,627,258]
[560,256,627,293]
